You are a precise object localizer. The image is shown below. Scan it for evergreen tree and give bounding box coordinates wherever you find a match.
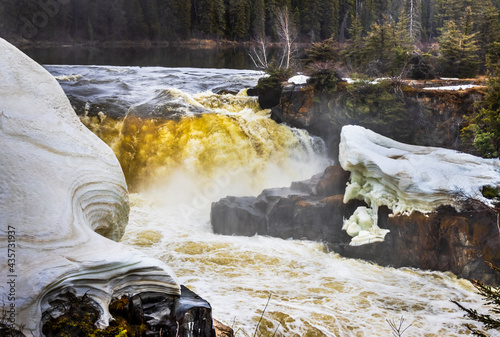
[462,73,500,158]
[363,16,396,75]
[342,15,366,68]
[251,0,266,38]
[141,0,161,39]
[265,0,279,39]
[228,0,250,39]
[124,0,148,39]
[476,0,500,72]
[438,9,480,78]
[321,0,339,40]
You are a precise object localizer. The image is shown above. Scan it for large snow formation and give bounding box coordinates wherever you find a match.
[0,38,179,335]
[339,125,500,246]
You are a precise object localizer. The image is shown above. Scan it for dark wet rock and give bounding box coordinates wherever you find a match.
[211,165,357,243]
[42,286,215,337]
[255,76,282,109]
[175,286,216,337]
[270,84,317,129]
[213,88,240,95]
[246,87,259,97]
[337,206,500,285]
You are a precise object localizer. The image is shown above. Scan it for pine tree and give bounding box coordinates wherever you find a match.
[462,73,500,158]
[477,0,500,72]
[342,15,366,68]
[363,16,397,75]
[141,0,161,39]
[176,0,192,37]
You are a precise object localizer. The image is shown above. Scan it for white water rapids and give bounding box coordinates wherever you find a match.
[49,65,492,336]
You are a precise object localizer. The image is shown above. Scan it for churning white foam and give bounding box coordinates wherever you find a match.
[121,189,490,337]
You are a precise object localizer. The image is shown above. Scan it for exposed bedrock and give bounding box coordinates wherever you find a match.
[0,38,214,336]
[268,80,485,157]
[211,165,356,242]
[212,165,500,285]
[211,126,500,286]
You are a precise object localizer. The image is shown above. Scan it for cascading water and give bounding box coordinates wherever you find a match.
[50,65,489,336]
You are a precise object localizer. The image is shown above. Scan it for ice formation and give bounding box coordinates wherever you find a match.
[0,39,179,335]
[339,125,500,246]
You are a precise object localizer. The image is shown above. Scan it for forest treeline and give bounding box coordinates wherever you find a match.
[1,0,499,44]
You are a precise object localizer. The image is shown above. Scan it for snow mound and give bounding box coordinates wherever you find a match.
[288,75,309,85]
[339,125,500,246]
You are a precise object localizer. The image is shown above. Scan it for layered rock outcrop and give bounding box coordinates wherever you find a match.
[268,78,485,157]
[211,126,500,285]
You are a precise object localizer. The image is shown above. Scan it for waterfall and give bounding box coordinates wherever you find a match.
[51,65,485,336]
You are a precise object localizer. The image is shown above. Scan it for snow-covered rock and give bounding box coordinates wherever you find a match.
[288,75,310,85]
[339,125,500,245]
[0,38,179,335]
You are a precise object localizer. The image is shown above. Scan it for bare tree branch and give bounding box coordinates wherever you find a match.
[276,7,297,70]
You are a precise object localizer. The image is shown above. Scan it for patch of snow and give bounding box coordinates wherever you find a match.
[423,84,481,91]
[289,75,309,85]
[339,125,500,246]
[0,37,180,335]
[342,77,391,85]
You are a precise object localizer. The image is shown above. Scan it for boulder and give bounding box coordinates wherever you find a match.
[211,165,357,244]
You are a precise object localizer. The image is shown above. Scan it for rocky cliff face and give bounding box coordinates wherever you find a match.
[269,79,485,157]
[211,165,500,285]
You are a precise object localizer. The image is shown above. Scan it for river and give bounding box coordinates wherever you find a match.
[40,53,492,336]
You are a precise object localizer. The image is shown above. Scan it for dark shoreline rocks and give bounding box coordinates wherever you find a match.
[211,165,500,286]
[41,286,216,337]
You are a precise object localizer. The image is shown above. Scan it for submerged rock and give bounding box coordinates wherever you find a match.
[0,38,214,336]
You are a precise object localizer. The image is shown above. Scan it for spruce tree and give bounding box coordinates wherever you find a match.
[342,15,366,69]
[228,0,250,39]
[363,16,396,75]
[437,8,480,78]
[251,0,266,38]
[124,0,148,39]
[321,0,339,40]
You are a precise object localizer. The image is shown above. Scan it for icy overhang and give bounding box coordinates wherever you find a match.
[339,125,500,246]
